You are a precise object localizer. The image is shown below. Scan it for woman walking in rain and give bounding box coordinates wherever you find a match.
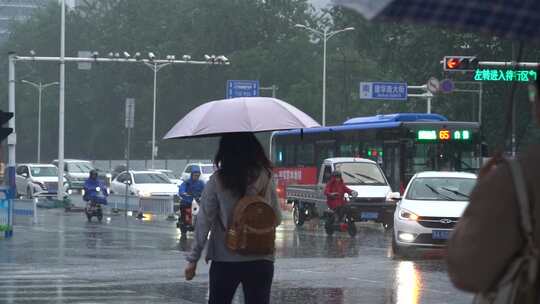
[184,133,282,304]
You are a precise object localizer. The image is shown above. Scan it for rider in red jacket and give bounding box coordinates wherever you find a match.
[324,171,354,211]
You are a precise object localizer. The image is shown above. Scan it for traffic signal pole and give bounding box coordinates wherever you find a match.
[7,54,16,199]
[408,84,434,113]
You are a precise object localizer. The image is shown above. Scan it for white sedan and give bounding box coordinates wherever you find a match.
[110,171,179,197]
[392,171,477,256]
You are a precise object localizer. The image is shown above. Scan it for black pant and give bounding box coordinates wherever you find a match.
[209,260,274,304]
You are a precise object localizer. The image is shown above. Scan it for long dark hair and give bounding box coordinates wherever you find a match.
[214,133,272,196]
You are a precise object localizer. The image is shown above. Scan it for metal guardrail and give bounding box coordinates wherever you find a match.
[139,196,174,217]
[12,199,37,225]
[70,194,175,218]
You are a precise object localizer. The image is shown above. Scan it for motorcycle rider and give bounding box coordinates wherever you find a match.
[83,169,108,205]
[179,167,205,204]
[178,167,205,228]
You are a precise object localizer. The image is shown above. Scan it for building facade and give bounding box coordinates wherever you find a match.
[0,0,79,43]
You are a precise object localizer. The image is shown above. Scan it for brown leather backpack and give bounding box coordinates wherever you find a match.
[224,181,277,255]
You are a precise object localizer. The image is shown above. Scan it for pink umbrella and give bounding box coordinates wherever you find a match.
[163,97,320,139]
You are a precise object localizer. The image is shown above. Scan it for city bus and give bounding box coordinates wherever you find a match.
[270,113,483,197]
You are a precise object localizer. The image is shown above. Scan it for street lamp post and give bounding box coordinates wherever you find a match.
[143,60,171,169]
[21,80,59,163]
[295,24,354,126]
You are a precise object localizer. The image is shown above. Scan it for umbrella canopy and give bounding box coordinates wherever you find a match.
[333,0,540,41]
[163,97,320,139]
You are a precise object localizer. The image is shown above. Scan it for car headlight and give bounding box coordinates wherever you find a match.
[398,208,419,221]
[138,190,151,198]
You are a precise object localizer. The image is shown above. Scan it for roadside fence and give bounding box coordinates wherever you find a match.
[70,194,175,218]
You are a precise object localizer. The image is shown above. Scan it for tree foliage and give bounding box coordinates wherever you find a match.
[0,1,537,163]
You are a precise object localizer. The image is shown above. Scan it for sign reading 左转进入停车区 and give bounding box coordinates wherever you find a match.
[474,69,537,82]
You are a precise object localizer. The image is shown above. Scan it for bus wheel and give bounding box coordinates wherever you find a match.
[293,204,305,227]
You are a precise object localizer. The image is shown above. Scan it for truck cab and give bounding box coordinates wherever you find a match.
[286,158,400,229]
[318,158,395,200]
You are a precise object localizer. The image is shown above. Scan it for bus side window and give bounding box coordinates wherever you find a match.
[322,165,332,184]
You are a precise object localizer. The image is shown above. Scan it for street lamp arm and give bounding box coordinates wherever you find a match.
[42,82,60,89]
[22,80,59,89]
[295,24,324,36]
[327,27,355,40]
[21,79,39,88]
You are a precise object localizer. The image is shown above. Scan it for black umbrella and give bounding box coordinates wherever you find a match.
[333,0,540,41]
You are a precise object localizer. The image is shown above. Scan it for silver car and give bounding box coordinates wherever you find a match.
[16,164,69,198]
[392,171,477,256]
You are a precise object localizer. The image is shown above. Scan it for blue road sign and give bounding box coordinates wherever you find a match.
[360,82,407,100]
[227,80,260,99]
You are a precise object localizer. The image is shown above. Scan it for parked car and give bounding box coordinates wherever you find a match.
[286,158,400,230]
[150,169,182,185]
[392,171,477,256]
[110,170,178,197]
[180,163,215,183]
[16,164,69,198]
[52,159,111,190]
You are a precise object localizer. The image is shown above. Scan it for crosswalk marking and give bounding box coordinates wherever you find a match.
[0,266,161,303]
[1,295,160,301]
[0,290,136,295]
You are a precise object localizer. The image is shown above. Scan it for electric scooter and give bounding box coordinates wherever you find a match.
[324,192,358,237]
[176,195,200,236]
[83,186,107,223]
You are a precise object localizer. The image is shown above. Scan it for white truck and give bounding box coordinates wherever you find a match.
[286,158,400,232]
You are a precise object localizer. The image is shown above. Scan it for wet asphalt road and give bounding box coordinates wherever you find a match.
[0,209,473,304]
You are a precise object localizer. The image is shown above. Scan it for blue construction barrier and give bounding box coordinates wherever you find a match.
[0,189,13,238]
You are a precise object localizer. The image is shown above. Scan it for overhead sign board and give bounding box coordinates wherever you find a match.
[360,82,407,100]
[474,69,537,82]
[77,51,92,70]
[125,98,135,129]
[227,80,260,99]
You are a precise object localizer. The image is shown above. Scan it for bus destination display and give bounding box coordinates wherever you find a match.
[417,129,471,141]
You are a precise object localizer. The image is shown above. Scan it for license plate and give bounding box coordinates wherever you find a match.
[432,230,450,240]
[360,212,379,220]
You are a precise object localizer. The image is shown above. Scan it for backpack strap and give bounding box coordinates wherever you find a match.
[256,169,272,197]
[506,159,534,247]
[506,158,539,287]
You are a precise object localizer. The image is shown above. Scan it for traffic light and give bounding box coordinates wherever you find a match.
[0,111,13,142]
[443,56,478,72]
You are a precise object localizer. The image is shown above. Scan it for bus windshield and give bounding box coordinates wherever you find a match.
[334,162,387,186]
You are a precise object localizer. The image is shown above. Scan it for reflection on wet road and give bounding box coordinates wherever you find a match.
[0,210,472,303]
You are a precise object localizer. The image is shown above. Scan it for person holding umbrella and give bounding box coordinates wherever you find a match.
[163,97,320,304]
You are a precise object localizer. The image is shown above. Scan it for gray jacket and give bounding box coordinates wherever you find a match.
[186,170,282,263]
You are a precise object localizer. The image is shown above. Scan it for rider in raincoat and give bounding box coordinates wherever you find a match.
[83,170,108,204]
[179,167,205,207]
[324,171,354,221]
